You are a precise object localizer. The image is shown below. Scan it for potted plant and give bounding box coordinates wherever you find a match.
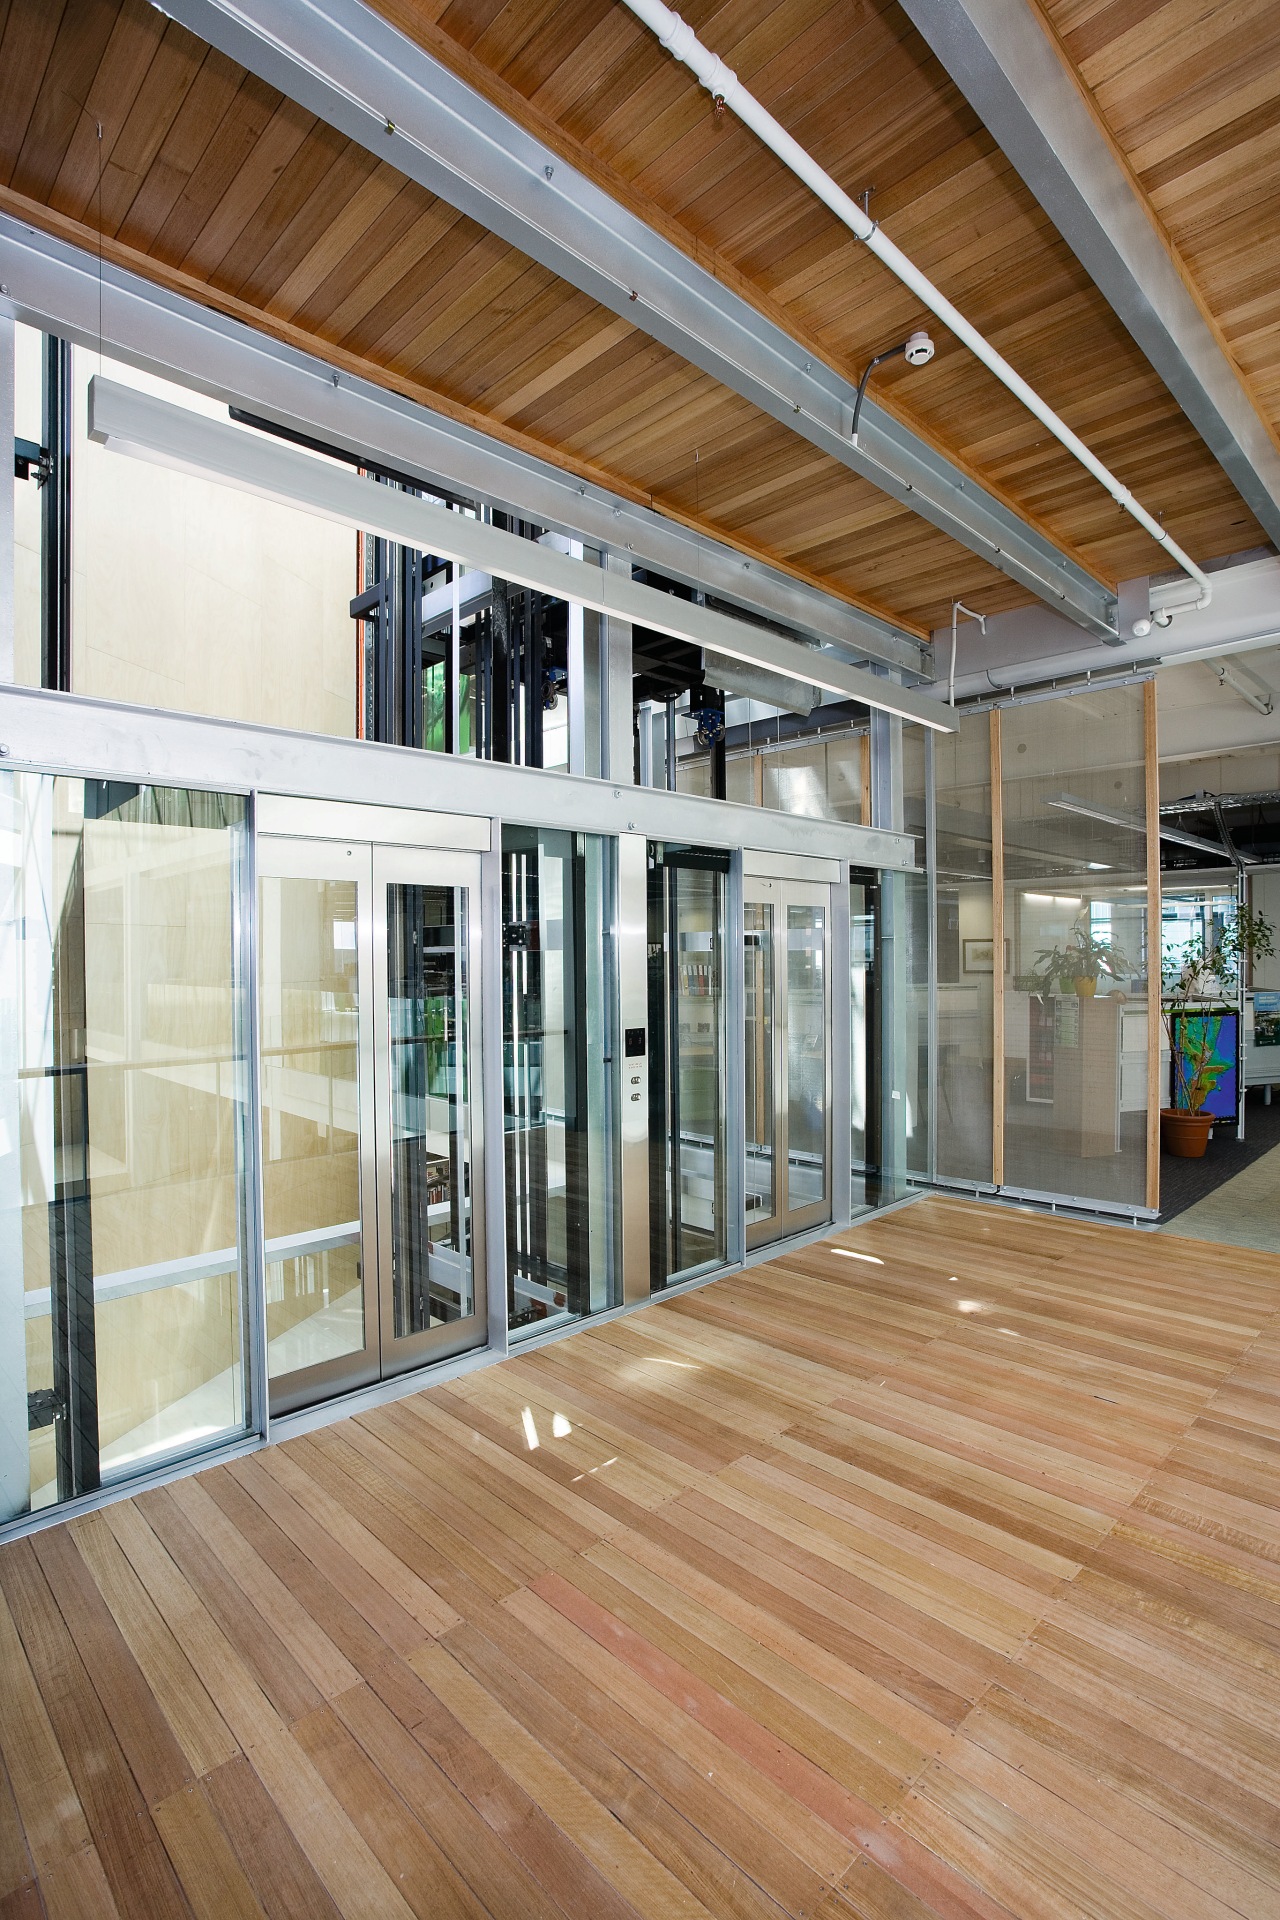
[1063,926,1130,997]
[1025,928,1130,998]
[1028,940,1074,998]
[1161,904,1275,1157]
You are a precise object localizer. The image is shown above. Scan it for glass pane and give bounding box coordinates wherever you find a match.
[648,849,728,1287]
[786,905,827,1212]
[1002,687,1150,1207]
[503,829,617,1335]
[1,776,249,1523]
[850,874,876,1209]
[902,727,930,1179]
[387,884,472,1335]
[259,876,364,1379]
[744,902,775,1227]
[937,711,995,1184]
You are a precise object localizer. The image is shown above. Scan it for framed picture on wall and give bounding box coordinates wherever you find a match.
[963,937,1010,974]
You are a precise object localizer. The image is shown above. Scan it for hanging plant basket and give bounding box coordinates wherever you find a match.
[1160,1108,1214,1158]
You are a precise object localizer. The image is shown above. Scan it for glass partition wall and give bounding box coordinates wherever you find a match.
[1001,690,1152,1209]
[877,682,1156,1217]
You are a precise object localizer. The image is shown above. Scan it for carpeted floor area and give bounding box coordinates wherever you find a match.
[1161,1141,1280,1250]
[1157,1084,1280,1221]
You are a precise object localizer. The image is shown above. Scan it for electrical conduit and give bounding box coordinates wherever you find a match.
[620,0,1212,613]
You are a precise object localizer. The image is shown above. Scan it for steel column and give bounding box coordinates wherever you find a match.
[0,313,13,682]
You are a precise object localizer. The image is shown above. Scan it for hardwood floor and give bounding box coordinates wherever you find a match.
[2,1195,1279,1919]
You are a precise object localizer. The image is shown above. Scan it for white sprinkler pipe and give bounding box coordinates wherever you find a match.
[621,0,1212,614]
[949,600,986,707]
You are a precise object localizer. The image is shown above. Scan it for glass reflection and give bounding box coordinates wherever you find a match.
[259,877,364,1379]
[744,902,775,1227]
[648,848,728,1287]
[2,776,249,1523]
[503,829,617,1335]
[786,904,827,1213]
[387,884,471,1334]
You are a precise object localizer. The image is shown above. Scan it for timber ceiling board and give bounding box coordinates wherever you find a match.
[1038,0,1280,432]
[3,0,1046,638]
[376,0,1264,570]
[0,0,1264,641]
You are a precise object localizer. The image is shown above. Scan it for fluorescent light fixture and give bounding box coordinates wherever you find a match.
[89,376,956,733]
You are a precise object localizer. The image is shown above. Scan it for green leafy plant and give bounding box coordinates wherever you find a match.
[1021,926,1131,995]
[1162,905,1275,1113]
[1061,926,1131,985]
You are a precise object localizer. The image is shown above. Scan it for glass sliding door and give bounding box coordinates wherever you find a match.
[259,834,485,1415]
[382,875,475,1352]
[1,775,251,1523]
[850,870,878,1210]
[502,826,618,1337]
[743,874,832,1248]
[786,899,829,1219]
[648,845,729,1288]
[744,901,776,1230]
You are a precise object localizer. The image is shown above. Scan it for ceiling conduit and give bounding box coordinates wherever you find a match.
[620,0,1213,616]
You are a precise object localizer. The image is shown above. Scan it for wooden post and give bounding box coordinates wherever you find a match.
[990,707,1005,1188]
[1145,679,1161,1214]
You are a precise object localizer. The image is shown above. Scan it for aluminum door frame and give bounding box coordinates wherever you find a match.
[256,833,381,1413]
[372,842,487,1380]
[743,873,834,1250]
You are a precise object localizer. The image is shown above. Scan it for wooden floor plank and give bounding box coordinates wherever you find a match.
[2,1198,1279,1919]
[0,1541,192,1918]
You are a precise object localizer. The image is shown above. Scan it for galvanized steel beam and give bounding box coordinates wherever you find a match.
[153,0,1120,641]
[898,0,1280,551]
[0,214,926,677]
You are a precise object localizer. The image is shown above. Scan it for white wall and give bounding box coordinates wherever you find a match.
[70,348,358,735]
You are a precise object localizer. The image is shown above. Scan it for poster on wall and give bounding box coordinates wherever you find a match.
[1171,1011,1238,1118]
[1253,992,1280,1047]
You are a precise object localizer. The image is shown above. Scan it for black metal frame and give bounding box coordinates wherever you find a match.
[501,827,594,1329]
[646,843,731,1290]
[41,335,72,694]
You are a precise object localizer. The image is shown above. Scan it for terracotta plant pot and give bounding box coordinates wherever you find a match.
[1074,977,1097,998]
[1160,1108,1214,1158]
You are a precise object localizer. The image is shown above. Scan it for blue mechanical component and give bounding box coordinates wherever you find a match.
[690,707,725,750]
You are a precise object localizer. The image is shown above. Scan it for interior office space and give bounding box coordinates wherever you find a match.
[1,0,1279,1915]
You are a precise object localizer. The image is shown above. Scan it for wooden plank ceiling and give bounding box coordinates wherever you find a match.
[0,0,1272,639]
[1041,0,1280,434]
